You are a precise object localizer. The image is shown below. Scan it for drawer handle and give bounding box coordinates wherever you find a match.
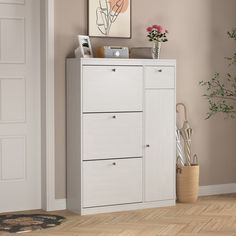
[146,144,150,148]
[157,69,163,72]
[112,68,116,72]
[112,162,116,166]
[112,115,117,119]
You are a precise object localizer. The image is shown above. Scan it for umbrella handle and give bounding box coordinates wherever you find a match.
[176,103,187,121]
[191,154,199,165]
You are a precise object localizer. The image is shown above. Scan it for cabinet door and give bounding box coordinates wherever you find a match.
[83,158,143,208]
[83,112,143,160]
[145,66,175,89]
[82,66,143,112]
[145,90,175,202]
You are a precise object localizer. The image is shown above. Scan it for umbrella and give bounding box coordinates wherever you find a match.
[176,103,193,166]
[180,120,192,166]
[176,128,185,167]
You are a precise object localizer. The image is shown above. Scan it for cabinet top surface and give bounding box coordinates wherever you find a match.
[67,58,176,66]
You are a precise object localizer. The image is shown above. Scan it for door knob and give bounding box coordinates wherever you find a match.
[112,68,116,72]
[112,115,117,119]
[146,144,150,148]
[112,162,116,166]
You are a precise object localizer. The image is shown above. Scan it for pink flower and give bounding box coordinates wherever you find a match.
[157,25,163,33]
[146,24,169,41]
[146,27,153,32]
[152,25,159,29]
[151,24,167,33]
[152,25,162,32]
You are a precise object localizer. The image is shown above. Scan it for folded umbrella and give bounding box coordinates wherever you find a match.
[176,103,193,166]
[180,120,192,166]
[176,128,185,167]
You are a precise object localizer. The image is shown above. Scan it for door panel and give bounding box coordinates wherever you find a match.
[0,0,25,4]
[0,18,25,63]
[145,66,175,89]
[1,137,25,180]
[83,66,143,112]
[83,158,143,208]
[0,0,41,213]
[1,78,26,122]
[83,112,143,160]
[145,90,175,202]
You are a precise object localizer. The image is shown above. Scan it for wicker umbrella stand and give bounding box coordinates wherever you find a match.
[176,103,200,203]
[176,165,199,203]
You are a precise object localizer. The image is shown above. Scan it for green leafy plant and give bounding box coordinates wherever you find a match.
[200,27,236,119]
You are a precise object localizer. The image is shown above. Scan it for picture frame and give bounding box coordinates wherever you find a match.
[78,35,93,58]
[88,0,132,38]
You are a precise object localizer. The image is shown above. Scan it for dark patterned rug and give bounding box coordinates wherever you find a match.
[0,214,65,234]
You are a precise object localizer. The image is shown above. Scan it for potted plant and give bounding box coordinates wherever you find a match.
[146,24,168,59]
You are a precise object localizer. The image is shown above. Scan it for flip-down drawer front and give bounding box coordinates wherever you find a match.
[83,158,143,208]
[83,66,143,112]
[145,66,175,89]
[83,112,142,161]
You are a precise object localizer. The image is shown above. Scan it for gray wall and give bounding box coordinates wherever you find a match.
[54,0,236,199]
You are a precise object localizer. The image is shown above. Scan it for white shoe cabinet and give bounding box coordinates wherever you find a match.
[66,58,176,215]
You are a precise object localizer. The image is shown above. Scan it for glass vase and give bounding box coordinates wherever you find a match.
[152,41,161,59]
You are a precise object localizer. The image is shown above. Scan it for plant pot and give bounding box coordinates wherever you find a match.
[176,165,199,203]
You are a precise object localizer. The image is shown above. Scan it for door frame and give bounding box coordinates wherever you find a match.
[41,0,63,211]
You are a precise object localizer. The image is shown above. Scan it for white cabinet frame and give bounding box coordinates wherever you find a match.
[67,58,176,215]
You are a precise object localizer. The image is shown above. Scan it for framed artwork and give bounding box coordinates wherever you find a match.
[88,0,131,38]
[78,35,93,58]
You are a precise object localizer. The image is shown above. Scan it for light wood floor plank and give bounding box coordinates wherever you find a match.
[1,195,236,235]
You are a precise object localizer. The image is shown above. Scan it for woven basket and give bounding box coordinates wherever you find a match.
[176,165,199,203]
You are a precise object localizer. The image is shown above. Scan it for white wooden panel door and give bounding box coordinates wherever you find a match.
[0,0,41,212]
[83,112,143,160]
[83,66,143,112]
[83,158,143,208]
[145,90,175,202]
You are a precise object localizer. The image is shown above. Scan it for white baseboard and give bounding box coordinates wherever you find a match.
[49,184,236,212]
[48,199,66,211]
[55,198,66,210]
[199,183,236,196]
[81,200,175,215]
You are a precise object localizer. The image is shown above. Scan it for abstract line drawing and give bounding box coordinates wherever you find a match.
[91,0,130,37]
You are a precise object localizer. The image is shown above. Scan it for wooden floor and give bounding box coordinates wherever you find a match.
[2,194,236,236]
